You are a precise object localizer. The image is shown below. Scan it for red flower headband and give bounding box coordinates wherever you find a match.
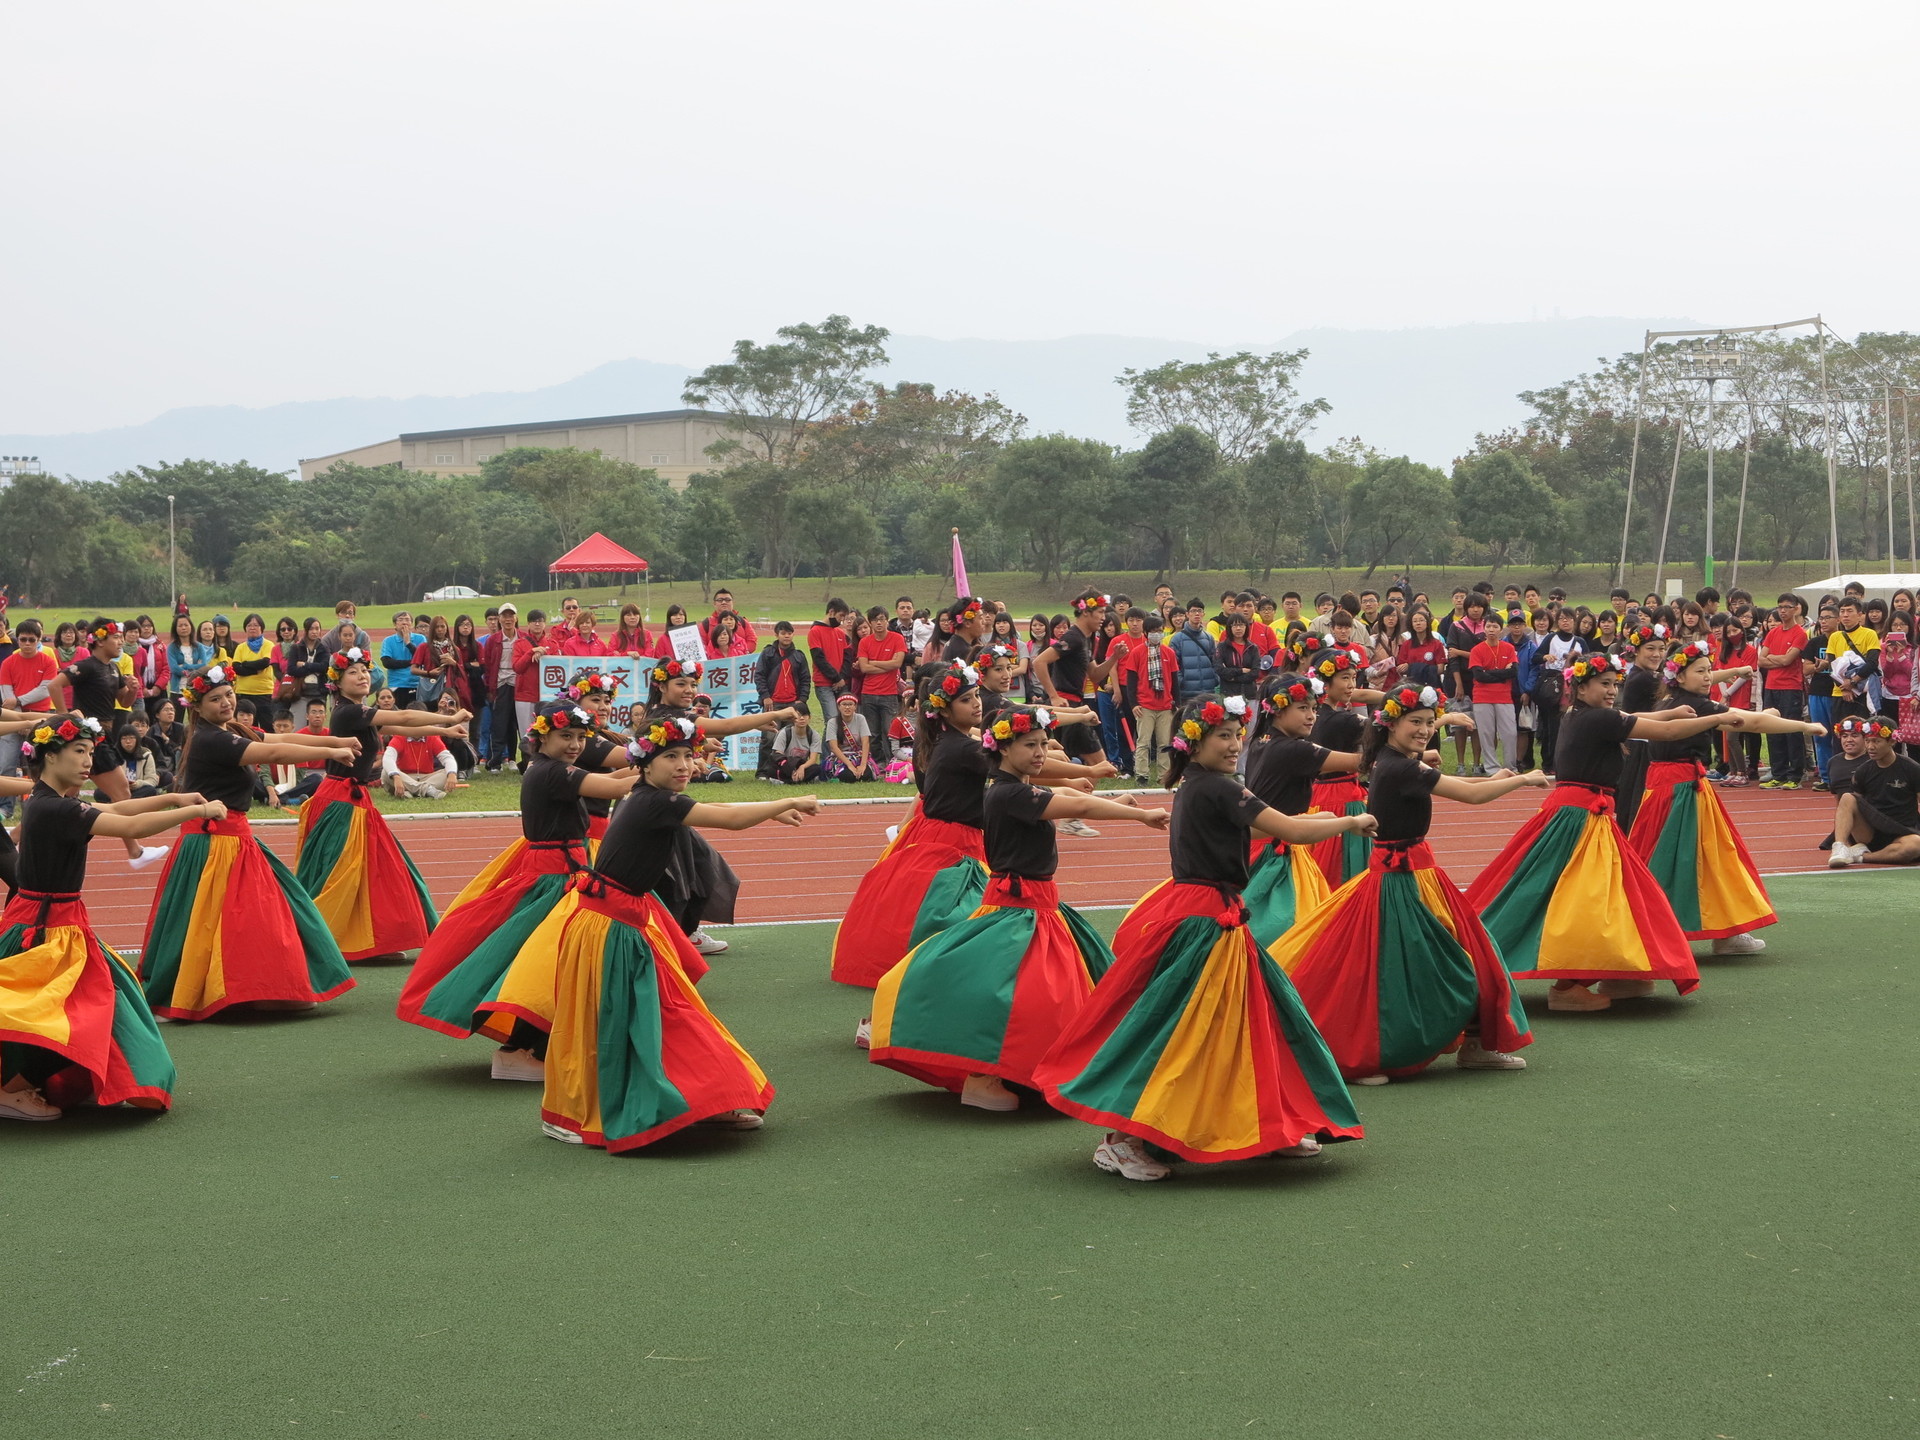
[90,621,124,642]
[19,715,100,759]
[1626,623,1670,649]
[326,647,368,686]
[1311,649,1355,679]
[1172,694,1248,751]
[185,664,233,699]
[651,658,704,684]
[1263,675,1324,712]
[923,662,981,719]
[1379,684,1445,720]
[1072,593,1112,615]
[1661,639,1714,684]
[982,705,1056,751]
[1564,652,1620,685]
[1838,716,1893,739]
[627,715,703,760]
[566,671,617,700]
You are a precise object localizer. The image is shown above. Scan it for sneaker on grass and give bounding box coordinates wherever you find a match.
[1094,1133,1170,1182]
[1712,932,1767,955]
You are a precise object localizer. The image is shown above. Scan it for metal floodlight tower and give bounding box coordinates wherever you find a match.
[1671,340,1749,589]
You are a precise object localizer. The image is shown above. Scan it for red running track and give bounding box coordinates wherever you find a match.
[64,785,1861,951]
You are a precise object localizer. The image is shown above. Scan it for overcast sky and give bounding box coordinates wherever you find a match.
[5,0,1913,434]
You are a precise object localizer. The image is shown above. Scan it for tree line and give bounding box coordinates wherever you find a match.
[2,318,1914,609]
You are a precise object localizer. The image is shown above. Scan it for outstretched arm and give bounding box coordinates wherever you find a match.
[1040,791,1170,829]
[91,797,227,840]
[1725,709,1825,737]
[1432,769,1549,804]
[1626,709,1734,742]
[687,795,821,831]
[1252,806,1376,846]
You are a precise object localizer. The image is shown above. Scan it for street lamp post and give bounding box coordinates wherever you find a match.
[168,495,176,606]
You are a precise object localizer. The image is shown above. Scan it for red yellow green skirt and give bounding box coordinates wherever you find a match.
[830,810,987,988]
[1627,761,1776,941]
[1243,836,1332,950]
[1033,881,1361,1163]
[139,815,355,1021]
[1467,783,1698,992]
[1271,839,1531,1079]
[292,776,438,961]
[396,838,596,1038]
[1304,774,1369,887]
[540,875,770,1151]
[870,874,1113,1093]
[1,892,174,1109]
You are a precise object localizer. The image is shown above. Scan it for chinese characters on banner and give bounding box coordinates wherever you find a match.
[535,652,763,771]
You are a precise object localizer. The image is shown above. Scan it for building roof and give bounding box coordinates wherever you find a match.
[400,409,719,443]
[548,532,648,573]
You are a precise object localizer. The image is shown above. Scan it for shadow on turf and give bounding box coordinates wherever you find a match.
[0,1104,169,1146]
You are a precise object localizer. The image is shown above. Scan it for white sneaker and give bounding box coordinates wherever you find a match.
[960,1074,1019,1112]
[1093,1132,1171,1181]
[853,1017,872,1050]
[689,929,728,955]
[0,1084,60,1122]
[1828,844,1856,869]
[697,1109,764,1130]
[1271,1136,1322,1158]
[129,846,170,871]
[541,1121,583,1144]
[1456,1040,1527,1070]
[491,1048,545,1082]
[1547,983,1611,1012]
[1352,1074,1390,1086]
[1060,818,1100,838]
[884,825,900,843]
[1712,932,1768,955]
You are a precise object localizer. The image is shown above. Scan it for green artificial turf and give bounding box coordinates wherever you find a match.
[5,873,1918,1439]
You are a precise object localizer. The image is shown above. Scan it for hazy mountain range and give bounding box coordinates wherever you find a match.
[2,318,1695,481]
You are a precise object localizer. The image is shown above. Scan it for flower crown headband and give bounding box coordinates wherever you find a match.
[950,597,984,624]
[924,662,981,718]
[627,715,703,761]
[185,664,233,699]
[1262,675,1324,712]
[1311,648,1357,679]
[1838,716,1893,739]
[1564,652,1620,686]
[1661,639,1714,685]
[1379,684,1446,721]
[982,705,1055,751]
[90,620,124,643]
[528,705,595,739]
[1171,695,1248,752]
[651,657,703,684]
[1072,593,1112,616]
[566,671,618,701]
[19,715,102,760]
[1626,623,1670,649]
[326,647,368,686]
[980,642,1019,664]
[1290,633,1329,661]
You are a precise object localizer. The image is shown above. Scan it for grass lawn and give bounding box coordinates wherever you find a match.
[5,872,1917,1439]
[17,559,1855,641]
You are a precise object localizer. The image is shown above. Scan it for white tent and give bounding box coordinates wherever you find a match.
[1792,574,1920,608]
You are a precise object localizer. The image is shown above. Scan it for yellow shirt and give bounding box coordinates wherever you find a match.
[1827,625,1880,659]
[115,652,135,711]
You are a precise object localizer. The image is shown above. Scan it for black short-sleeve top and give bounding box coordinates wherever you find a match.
[327,701,379,782]
[1620,667,1661,715]
[18,782,99,893]
[921,729,993,827]
[1552,704,1637,789]
[1244,733,1329,816]
[983,772,1057,878]
[1048,628,1091,697]
[520,754,589,843]
[1648,695,1726,766]
[64,655,122,726]
[579,735,621,820]
[1365,749,1440,843]
[179,725,259,811]
[1848,754,1920,829]
[1170,769,1270,889]
[594,783,696,896]
[1310,706,1366,758]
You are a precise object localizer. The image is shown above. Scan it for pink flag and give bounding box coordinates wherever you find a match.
[951,528,970,599]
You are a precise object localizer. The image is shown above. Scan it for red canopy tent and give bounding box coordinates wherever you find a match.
[547,532,650,612]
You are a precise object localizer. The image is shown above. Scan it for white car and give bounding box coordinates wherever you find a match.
[423,584,483,603]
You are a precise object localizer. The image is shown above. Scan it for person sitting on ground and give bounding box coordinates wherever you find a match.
[383,727,460,799]
[768,710,821,784]
[1827,716,1920,867]
[823,691,875,782]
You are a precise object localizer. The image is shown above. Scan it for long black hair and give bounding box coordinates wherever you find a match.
[1163,691,1241,789]
[912,661,979,777]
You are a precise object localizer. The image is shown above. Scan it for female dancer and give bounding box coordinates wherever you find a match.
[536,716,817,1150]
[1468,652,1741,1012]
[1295,637,1389,887]
[1035,694,1370,1182]
[1625,639,1823,956]
[869,704,1169,1112]
[1240,673,1337,947]
[139,666,361,1020]
[0,715,215,1121]
[647,657,798,954]
[292,647,471,962]
[1269,684,1539,1085]
[563,669,632,844]
[397,700,639,1079]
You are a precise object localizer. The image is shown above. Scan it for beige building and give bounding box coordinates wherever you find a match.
[297,408,750,488]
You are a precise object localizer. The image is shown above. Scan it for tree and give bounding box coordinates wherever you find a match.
[498,449,649,553]
[994,437,1115,584]
[1127,426,1226,583]
[1739,436,1830,571]
[1239,439,1314,580]
[1117,349,1331,462]
[682,315,891,465]
[1348,456,1456,578]
[672,473,744,603]
[1451,449,1561,576]
[109,459,291,582]
[787,485,883,598]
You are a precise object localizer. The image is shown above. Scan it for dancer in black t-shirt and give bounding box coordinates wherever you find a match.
[1828,717,1920,866]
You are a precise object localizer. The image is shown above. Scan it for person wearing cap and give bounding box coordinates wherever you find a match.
[1467,610,1524,774]
[478,602,537,772]
[398,699,641,1082]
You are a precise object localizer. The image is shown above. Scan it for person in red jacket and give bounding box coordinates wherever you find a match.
[1115,615,1178,785]
[807,599,854,718]
[560,607,614,657]
[698,588,757,652]
[479,603,538,772]
[1467,610,1523,773]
